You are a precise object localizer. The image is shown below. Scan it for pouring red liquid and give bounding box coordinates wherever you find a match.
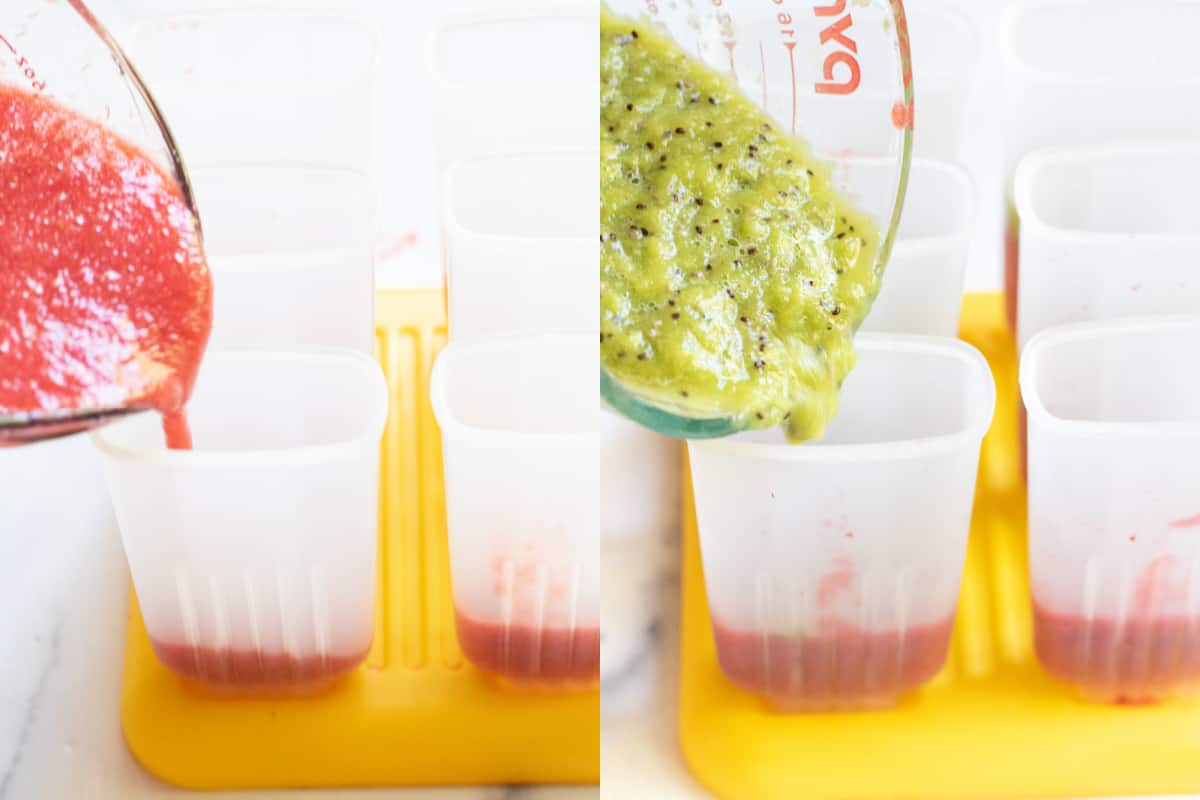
[0,84,212,449]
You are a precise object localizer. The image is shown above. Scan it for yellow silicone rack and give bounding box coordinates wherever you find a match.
[679,293,1200,800]
[121,288,599,790]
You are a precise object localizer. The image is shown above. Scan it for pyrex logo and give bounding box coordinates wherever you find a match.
[813,0,861,95]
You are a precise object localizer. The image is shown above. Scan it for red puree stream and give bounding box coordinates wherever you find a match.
[711,617,955,710]
[456,612,600,685]
[0,84,211,450]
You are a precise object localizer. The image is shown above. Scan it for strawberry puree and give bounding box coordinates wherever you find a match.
[0,85,212,448]
[1033,604,1200,703]
[150,639,368,692]
[711,616,955,710]
[455,611,600,686]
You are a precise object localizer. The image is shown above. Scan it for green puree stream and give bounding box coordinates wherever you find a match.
[600,9,882,441]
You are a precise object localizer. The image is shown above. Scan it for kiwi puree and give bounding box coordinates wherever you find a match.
[600,9,882,441]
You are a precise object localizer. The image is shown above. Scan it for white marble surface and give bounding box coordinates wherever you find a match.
[0,438,595,800]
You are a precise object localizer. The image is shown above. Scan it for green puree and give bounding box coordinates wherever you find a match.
[600,9,882,441]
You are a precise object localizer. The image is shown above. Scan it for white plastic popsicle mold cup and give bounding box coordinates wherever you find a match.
[1020,317,1200,703]
[1001,1,1200,175]
[1000,0,1200,326]
[189,162,375,354]
[853,156,974,337]
[430,334,600,688]
[688,334,995,711]
[431,5,595,210]
[93,350,388,693]
[443,151,598,341]
[126,12,378,171]
[1015,143,1200,351]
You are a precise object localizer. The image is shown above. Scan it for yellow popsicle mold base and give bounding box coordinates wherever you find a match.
[121,289,599,790]
[679,293,1200,800]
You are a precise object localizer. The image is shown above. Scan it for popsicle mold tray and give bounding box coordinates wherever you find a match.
[679,293,1200,800]
[120,289,598,789]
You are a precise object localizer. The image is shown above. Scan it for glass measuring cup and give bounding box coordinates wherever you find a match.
[0,0,201,445]
[600,0,913,439]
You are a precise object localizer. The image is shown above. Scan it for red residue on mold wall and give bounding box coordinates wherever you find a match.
[1005,218,1020,331]
[1169,513,1200,530]
[816,557,855,611]
[1133,554,1179,616]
